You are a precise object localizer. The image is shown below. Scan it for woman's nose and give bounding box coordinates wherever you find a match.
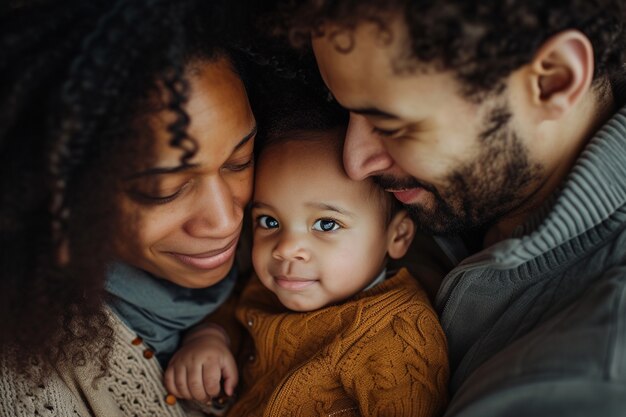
[343,113,395,181]
[183,177,242,238]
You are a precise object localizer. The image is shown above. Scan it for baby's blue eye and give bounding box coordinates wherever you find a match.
[258,215,279,229]
[312,219,340,232]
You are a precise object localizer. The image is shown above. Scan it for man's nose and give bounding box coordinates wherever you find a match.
[343,113,394,181]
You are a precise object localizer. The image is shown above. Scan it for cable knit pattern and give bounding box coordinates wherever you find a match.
[1,309,194,417]
[229,268,449,417]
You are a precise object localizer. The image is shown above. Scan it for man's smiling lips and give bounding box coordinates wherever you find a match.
[274,276,318,290]
[168,237,238,270]
[375,175,429,205]
[386,187,425,204]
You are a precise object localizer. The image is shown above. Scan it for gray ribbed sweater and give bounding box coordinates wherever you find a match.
[438,106,626,417]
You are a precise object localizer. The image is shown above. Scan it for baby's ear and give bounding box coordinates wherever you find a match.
[386,210,416,260]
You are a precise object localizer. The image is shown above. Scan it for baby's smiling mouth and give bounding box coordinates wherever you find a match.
[274,275,318,290]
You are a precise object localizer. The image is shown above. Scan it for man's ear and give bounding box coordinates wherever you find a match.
[526,29,594,120]
[386,210,416,260]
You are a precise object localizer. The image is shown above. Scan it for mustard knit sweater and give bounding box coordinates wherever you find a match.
[229,268,449,417]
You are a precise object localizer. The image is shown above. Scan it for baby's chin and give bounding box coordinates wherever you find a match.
[276,293,328,313]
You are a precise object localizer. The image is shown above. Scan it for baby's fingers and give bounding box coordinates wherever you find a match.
[173,365,193,400]
[221,355,239,396]
[202,362,224,398]
[187,363,211,402]
[164,366,179,398]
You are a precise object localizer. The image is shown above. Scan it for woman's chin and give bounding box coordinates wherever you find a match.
[159,257,235,289]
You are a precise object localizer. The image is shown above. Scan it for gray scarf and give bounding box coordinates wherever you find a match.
[105,262,236,367]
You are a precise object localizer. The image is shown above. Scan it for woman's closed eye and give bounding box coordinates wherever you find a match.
[129,181,192,205]
[312,218,341,232]
[224,158,254,172]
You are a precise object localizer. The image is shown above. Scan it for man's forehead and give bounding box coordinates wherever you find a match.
[311,20,431,118]
[312,18,407,59]
[311,16,421,85]
[312,24,397,98]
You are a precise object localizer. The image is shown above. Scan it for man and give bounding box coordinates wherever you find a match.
[278,1,626,416]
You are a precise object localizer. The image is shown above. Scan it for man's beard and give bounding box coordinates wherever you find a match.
[375,104,543,235]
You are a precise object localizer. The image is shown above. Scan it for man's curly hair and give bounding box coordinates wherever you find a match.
[0,0,253,373]
[275,0,626,98]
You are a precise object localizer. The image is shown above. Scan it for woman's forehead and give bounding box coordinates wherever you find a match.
[143,58,254,167]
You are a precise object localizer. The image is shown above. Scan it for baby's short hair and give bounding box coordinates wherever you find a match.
[255,75,347,148]
[255,77,403,225]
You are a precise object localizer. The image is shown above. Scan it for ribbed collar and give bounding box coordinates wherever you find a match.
[476,105,626,269]
[435,105,626,388]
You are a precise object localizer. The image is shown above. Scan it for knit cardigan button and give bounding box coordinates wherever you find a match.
[131,336,143,346]
[165,394,177,405]
[143,349,154,359]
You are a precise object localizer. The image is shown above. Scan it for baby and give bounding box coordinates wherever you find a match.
[165,88,449,416]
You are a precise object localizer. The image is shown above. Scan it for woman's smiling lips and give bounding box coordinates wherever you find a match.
[168,238,238,270]
[274,276,318,290]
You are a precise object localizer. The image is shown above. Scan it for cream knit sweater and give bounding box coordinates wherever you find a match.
[0,309,198,417]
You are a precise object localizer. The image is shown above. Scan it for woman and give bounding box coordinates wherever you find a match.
[0,1,257,415]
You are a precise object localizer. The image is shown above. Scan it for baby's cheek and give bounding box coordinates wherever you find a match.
[326,246,360,276]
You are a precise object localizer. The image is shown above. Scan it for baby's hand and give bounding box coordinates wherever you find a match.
[164,324,238,402]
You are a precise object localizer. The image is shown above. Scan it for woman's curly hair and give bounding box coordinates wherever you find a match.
[0,0,253,373]
[274,0,626,98]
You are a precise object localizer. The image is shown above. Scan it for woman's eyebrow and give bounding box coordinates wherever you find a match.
[125,124,257,180]
[125,163,199,180]
[234,124,257,150]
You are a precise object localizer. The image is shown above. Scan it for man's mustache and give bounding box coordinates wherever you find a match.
[373,175,437,194]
